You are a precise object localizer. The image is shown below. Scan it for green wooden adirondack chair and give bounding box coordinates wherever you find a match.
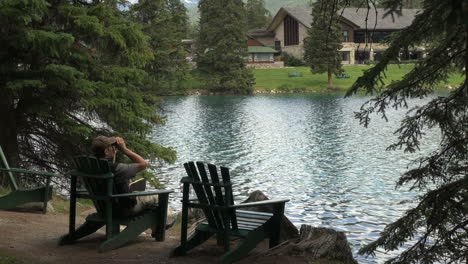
[58,155,174,252]
[0,146,54,213]
[172,161,290,264]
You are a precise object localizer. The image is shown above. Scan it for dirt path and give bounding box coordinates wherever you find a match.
[0,210,308,264]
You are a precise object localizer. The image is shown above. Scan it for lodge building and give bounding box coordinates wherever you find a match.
[248,7,423,65]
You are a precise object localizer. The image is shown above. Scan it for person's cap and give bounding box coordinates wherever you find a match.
[91,136,117,153]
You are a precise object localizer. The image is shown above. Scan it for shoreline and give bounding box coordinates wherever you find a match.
[0,209,324,264]
[168,85,454,97]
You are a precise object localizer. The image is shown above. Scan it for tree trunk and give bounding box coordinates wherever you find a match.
[465,30,468,82]
[251,225,358,264]
[0,97,19,169]
[327,68,333,86]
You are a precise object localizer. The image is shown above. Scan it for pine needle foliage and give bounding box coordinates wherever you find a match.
[303,0,343,86]
[341,0,468,263]
[245,0,272,30]
[131,0,190,95]
[196,0,255,94]
[0,0,176,177]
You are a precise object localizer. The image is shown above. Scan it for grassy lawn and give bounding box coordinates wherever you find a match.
[252,64,464,93]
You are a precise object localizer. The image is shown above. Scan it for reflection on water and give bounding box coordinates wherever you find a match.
[150,94,439,263]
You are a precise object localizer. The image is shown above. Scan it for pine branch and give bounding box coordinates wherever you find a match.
[360,176,468,263]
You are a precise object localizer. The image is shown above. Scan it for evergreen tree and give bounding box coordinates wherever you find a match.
[196,0,255,93]
[246,0,272,30]
[0,0,176,176]
[187,22,199,40]
[343,0,423,8]
[343,0,468,263]
[303,0,343,86]
[132,0,189,95]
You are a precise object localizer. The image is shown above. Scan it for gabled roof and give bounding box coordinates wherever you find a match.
[340,8,421,30]
[267,7,421,31]
[267,7,310,31]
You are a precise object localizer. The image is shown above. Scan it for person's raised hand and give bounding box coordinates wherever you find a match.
[115,137,127,151]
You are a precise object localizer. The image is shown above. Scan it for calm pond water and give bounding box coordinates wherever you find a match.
[150,94,439,263]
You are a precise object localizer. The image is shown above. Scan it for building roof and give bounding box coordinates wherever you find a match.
[281,7,313,29]
[248,46,277,54]
[340,8,421,30]
[247,29,275,38]
[267,7,421,31]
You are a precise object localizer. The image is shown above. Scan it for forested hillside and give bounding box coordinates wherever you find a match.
[186,0,309,23]
[185,0,422,23]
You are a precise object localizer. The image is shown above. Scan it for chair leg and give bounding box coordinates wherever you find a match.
[99,214,154,252]
[269,204,285,248]
[43,178,52,214]
[217,232,230,252]
[171,230,213,257]
[153,194,169,241]
[58,221,105,245]
[220,226,267,264]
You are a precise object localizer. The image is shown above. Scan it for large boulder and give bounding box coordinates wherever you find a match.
[242,191,357,264]
[241,190,299,242]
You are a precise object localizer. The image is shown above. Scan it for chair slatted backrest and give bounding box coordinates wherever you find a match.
[184,161,238,231]
[0,146,19,191]
[72,156,113,216]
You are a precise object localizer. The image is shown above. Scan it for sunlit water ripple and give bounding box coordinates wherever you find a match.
[149,94,440,263]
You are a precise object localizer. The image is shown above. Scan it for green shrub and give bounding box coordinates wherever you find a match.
[283,52,306,66]
[277,84,291,91]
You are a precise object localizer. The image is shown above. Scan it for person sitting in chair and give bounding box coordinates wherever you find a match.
[91,136,158,217]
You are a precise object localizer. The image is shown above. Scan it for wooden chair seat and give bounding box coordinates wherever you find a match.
[200,210,273,233]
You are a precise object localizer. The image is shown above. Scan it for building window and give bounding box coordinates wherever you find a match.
[354,30,395,43]
[354,31,366,43]
[340,51,350,62]
[256,53,273,62]
[284,15,299,46]
[342,30,349,42]
[275,40,282,52]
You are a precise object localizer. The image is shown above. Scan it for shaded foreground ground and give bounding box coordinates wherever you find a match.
[0,210,311,264]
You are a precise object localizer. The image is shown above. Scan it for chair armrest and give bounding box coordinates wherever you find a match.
[230,199,290,209]
[0,167,58,178]
[112,189,174,198]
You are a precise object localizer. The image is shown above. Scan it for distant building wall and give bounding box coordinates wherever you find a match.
[246,61,284,69]
[340,43,356,64]
[274,20,285,50]
[341,23,355,42]
[274,22,308,59]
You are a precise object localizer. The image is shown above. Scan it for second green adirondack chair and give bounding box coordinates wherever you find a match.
[0,146,54,213]
[172,161,290,264]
